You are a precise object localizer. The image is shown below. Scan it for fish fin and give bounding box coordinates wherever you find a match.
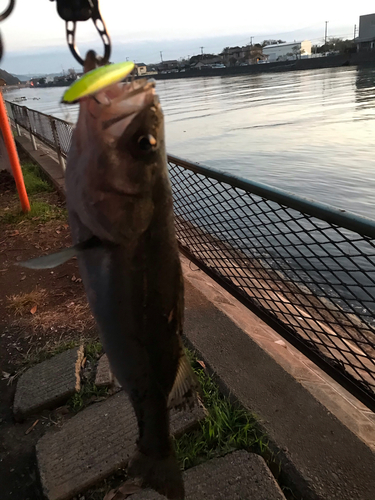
[17,246,79,269]
[128,449,184,500]
[167,353,199,410]
[17,237,102,270]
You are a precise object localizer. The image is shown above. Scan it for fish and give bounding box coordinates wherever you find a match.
[20,55,198,500]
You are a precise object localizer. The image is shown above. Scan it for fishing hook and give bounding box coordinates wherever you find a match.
[52,0,111,66]
[0,0,16,62]
[0,0,15,21]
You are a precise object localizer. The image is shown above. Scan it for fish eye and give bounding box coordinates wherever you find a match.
[138,135,157,152]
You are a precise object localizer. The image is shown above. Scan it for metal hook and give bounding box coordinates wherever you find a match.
[0,0,15,22]
[64,1,111,67]
[0,0,16,62]
[66,16,110,66]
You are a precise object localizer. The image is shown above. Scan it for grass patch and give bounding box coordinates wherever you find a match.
[6,288,47,316]
[69,382,109,413]
[20,339,83,369]
[174,350,277,474]
[67,341,105,413]
[0,160,66,226]
[22,162,54,195]
[0,200,67,225]
[85,341,103,362]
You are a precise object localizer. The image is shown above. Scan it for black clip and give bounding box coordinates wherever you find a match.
[0,0,16,61]
[52,0,111,66]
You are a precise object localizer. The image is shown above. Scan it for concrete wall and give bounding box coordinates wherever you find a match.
[149,52,375,82]
[359,13,375,39]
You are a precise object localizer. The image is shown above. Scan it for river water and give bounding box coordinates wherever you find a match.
[5,66,375,218]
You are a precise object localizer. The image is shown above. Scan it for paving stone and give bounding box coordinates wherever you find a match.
[13,346,84,421]
[130,450,286,500]
[95,354,128,393]
[37,391,207,500]
[94,354,113,387]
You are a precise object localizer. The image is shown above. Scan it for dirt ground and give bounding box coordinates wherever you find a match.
[0,162,97,500]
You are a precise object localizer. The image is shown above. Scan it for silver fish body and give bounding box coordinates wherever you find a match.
[65,78,196,500]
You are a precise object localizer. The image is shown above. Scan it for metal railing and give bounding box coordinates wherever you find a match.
[6,100,375,411]
[6,101,72,173]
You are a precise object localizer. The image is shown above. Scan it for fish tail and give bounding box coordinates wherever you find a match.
[128,448,185,500]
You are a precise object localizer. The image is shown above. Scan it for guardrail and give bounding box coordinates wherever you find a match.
[6,100,375,411]
[6,101,72,173]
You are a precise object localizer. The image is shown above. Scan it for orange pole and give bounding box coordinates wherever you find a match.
[0,91,30,212]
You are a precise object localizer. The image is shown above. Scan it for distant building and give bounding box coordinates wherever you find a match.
[262,41,312,62]
[221,45,267,65]
[193,56,224,69]
[136,63,147,76]
[221,46,245,64]
[156,60,179,72]
[356,13,375,51]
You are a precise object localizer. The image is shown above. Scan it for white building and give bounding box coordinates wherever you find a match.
[263,41,312,62]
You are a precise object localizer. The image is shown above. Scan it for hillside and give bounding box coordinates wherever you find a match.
[0,69,20,85]
[12,73,30,82]
[13,72,63,82]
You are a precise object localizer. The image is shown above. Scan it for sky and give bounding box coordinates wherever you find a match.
[0,1,374,76]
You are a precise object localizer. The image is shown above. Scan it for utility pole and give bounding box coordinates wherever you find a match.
[160,51,163,62]
[250,36,253,46]
[324,21,328,45]
[200,46,204,55]
[353,24,357,39]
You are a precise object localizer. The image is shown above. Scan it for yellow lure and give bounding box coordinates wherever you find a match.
[62,61,135,103]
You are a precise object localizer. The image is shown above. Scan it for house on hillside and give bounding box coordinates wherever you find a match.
[263,41,311,62]
[355,13,375,51]
[221,45,267,65]
[136,63,147,76]
[221,46,246,65]
[241,46,266,65]
[193,56,224,69]
[156,60,179,72]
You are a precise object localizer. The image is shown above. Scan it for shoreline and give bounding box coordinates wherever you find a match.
[7,52,375,89]
[151,52,375,81]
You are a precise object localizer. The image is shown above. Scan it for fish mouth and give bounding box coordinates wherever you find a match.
[91,79,157,135]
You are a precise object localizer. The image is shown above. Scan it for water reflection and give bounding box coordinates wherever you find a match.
[355,67,375,110]
[5,67,375,218]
